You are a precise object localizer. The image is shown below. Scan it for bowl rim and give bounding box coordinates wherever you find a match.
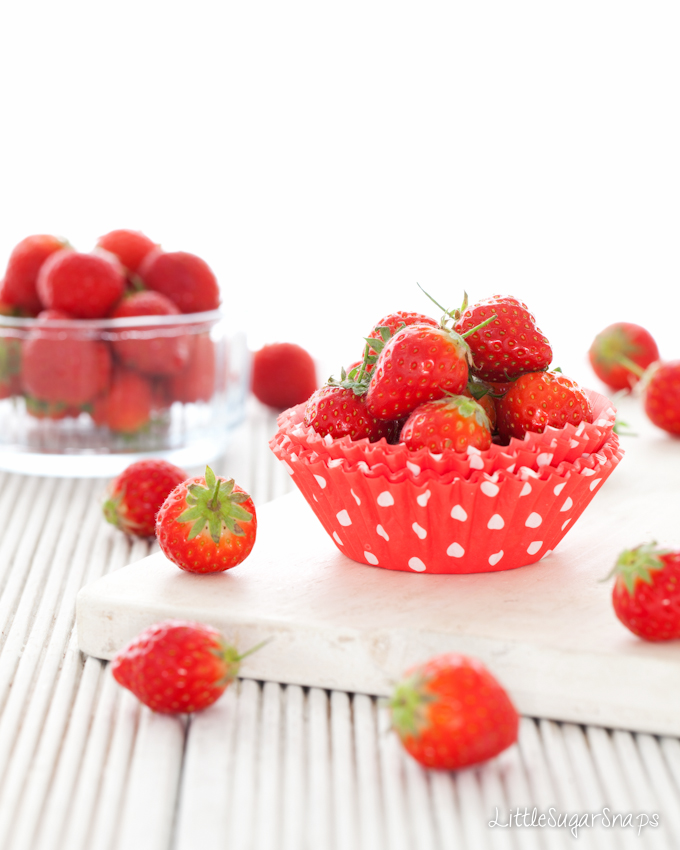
[0,307,223,330]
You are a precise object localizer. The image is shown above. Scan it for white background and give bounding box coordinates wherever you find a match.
[1,1,678,388]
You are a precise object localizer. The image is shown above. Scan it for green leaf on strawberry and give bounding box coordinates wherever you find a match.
[178,466,254,544]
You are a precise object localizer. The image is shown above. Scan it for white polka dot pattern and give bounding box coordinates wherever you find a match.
[450,505,467,521]
[527,541,542,555]
[333,532,343,545]
[560,497,573,512]
[562,519,571,530]
[376,491,394,507]
[364,551,379,565]
[488,551,504,566]
[376,525,389,540]
[553,482,566,495]
[525,512,542,528]
[406,461,421,475]
[487,514,504,530]
[350,489,361,504]
[416,490,431,507]
[520,483,532,497]
[314,475,327,489]
[589,478,602,491]
[336,510,352,526]
[480,481,499,497]
[412,523,427,539]
[447,542,464,558]
[469,454,484,470]
[536,453,553,467]
[408,557,426,572]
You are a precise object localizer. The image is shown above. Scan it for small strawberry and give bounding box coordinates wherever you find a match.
[2,234,70,314]
[25,397,81,420]
[167,333,217,404]
[606,542,680,641]
[111,620,265,713]
[251,342,318,409]
[95,229,159,276]
[495,370,593,441]
[110,290,190,376]
[139,250,220,314]
[91,368,152,433]
[588,322,659,391]
[454,295,552,382]
[642,360,680,436]
[156,466,257,573]
[102,459,188,538]
[366,311,438,356]
[21,310,112,406]
[463,378,498,431]
[388,653,519,770]
[37,249,126,319]
[304,384,394,441]
[399,395,492,453]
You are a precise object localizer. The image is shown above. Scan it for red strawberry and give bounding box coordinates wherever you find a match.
[454,295,552,382]
[21,310,112,405]
[0,333,22,399]
[607,543,680,641]
[25,397,82,420]
[110,290,190,376]
[251,342,318,409]
[2,234,69,314]
[365,324,471,421]
[95,229,158,275]
[367,311,438,355]
[37,249,126,319]
[388,653,519,770]
[167,333,216,403]
[139,250,220,314]
[589,322,659,391]
[642,360,680,436]
[495,370,593,441]
[102,459,189,538]
[91,368,152,433]
[156,466,257,573]
[111,620,264,713]
[304,385,394,441]
[399,395,492,453]
[463,379,498,431]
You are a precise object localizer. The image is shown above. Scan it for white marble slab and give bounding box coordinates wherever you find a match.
[76,394,680,735]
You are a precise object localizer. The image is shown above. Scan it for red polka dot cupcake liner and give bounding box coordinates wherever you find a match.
[270,390,624,574]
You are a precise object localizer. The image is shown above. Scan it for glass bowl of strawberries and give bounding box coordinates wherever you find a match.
[0,231,248,476]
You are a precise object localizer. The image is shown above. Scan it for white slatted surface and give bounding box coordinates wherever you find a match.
[0,402,678,850]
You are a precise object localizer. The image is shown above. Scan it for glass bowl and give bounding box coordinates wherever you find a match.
[0,309,249,476]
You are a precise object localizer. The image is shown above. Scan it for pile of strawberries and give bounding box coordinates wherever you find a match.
[304,291,593,451]
[0,230,221,433]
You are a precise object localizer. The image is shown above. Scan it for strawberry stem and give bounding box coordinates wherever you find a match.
[616,354,646,379]
[236,637,272,661]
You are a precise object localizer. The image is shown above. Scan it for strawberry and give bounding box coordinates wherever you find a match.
[110,290,190,376]
[2,234,69,314]
[453,295,552,382]
[102,459,188,538]
[364,324,472,421]
[607,543,680,641]
[21,310,112,406]
[25,397,82,420]
[111,620,264,713]
[139,250,220,314]
[167,333,217,403]
[642,360,680,436]
[388,653,519,770]
[37,249,126,319]
[588,322,659,391]
[304,384,394,441]
[367,311,438,356]
[251,342,318,409]
[95,229,158,276]
[463,379,498,431]
[156,466,257,573]
[0,333,22,399]
[495,370,593,441]
[399,395,492,453]
[91,368,152,433]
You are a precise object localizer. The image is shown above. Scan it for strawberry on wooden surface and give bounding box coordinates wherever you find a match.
[588,322,659,391]
[607,543,680,641]
[156,466,257,573]
[111,620,265,713]
[398,395,492,453]
[388,653,519,770]
[102,459,188,538]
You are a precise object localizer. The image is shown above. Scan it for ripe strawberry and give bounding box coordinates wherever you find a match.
[95,229,159,275]
[139,250,220,314]
[388,653,519,770]
[25,397,82,420]
[21,310,112,405]
[37,249,126,319]
[111,620,264,713]
[589,322,659,391]
[110,290,190,376]
[495,370,593,441]
[365,324,472,421]
[607,543,680,641]
[102,459,188,538]
[156,466,257,573]
[399,395,492,453]
[91,368,152,433]
[2,234,69,314]
[463,379,498,431]
[0,333,22,399]
[251,342,318,409]
[454,295,552,382]
[367,311,438,356]
[304,385,394,441]
[167,333,216,403]
[642,361,680,436]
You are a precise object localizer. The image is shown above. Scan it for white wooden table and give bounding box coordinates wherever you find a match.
[0,400,679,850]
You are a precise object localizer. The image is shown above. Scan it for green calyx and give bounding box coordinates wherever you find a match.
[212,637,271,686]
[387,672,433,737]
[438,394,492,430]
[177,466,253,545]
[604,541,670,596]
